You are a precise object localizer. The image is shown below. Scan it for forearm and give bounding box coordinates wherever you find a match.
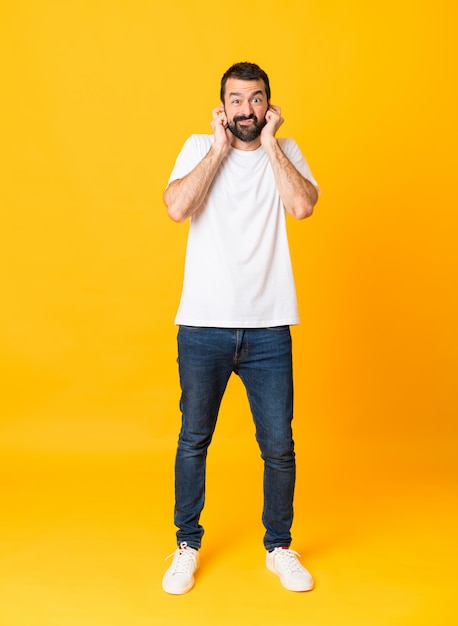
[263,138,318,219]
[164,143,227,223]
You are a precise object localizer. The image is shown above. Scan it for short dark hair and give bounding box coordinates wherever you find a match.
[220,62,271,103]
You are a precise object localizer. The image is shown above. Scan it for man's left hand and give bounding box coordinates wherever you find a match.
[261,105,284,144]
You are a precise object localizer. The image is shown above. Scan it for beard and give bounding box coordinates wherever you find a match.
[226,114,267,143]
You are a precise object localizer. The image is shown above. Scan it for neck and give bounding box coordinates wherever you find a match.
[231,137,262,151]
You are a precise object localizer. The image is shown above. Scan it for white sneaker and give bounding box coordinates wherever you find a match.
[266,547,314,591]
[162,542,199,595]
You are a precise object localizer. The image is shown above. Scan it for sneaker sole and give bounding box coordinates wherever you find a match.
[266,561,314,592]
[162,576,195,595]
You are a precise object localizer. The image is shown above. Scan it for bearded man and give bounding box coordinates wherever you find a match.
[162,62,319,595]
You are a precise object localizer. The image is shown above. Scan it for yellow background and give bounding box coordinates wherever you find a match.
[1,1,457,624]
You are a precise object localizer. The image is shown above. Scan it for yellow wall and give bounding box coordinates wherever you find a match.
[1,1,457,623]
[2,0,456,453]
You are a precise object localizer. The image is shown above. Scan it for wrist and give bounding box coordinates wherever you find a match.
[261,134,278,153]
[211,141,231,160]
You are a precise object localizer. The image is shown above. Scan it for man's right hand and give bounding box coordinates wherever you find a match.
[211,106,232,155]
[164,111,232,222]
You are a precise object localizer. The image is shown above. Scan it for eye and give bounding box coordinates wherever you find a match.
[232,99,240,105]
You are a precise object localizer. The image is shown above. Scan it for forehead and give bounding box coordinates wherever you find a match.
[224,78,267,99]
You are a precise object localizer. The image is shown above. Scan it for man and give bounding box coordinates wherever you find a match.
[162,62,319,595]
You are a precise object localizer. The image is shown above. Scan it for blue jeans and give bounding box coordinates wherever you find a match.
[174,326,296,551]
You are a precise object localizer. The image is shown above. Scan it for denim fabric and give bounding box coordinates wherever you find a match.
[174,326,296,551]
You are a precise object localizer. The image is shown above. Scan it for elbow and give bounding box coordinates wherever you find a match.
[295,186,319,220]
[294,203,314,220]
[164,188,187,223]
[167,204,187,223]
[292,196,317,220]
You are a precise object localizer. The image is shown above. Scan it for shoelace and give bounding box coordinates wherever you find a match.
[165,542,197,575]
[274,548,304,573]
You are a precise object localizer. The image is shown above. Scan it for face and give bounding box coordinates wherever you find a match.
[222,78,269,145]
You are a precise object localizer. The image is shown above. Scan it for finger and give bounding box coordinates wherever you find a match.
[265,109,277,122]
[212,106,225,119]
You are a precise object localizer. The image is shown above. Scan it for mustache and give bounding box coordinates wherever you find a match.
[233,114,257,123]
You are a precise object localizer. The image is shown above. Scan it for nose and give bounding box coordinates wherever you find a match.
[239,100,253,117]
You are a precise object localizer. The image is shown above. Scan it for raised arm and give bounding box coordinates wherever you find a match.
[261,105,319,220]
[164,107,233,223]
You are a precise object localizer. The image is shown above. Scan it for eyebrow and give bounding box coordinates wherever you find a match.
[228,89,264,98]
